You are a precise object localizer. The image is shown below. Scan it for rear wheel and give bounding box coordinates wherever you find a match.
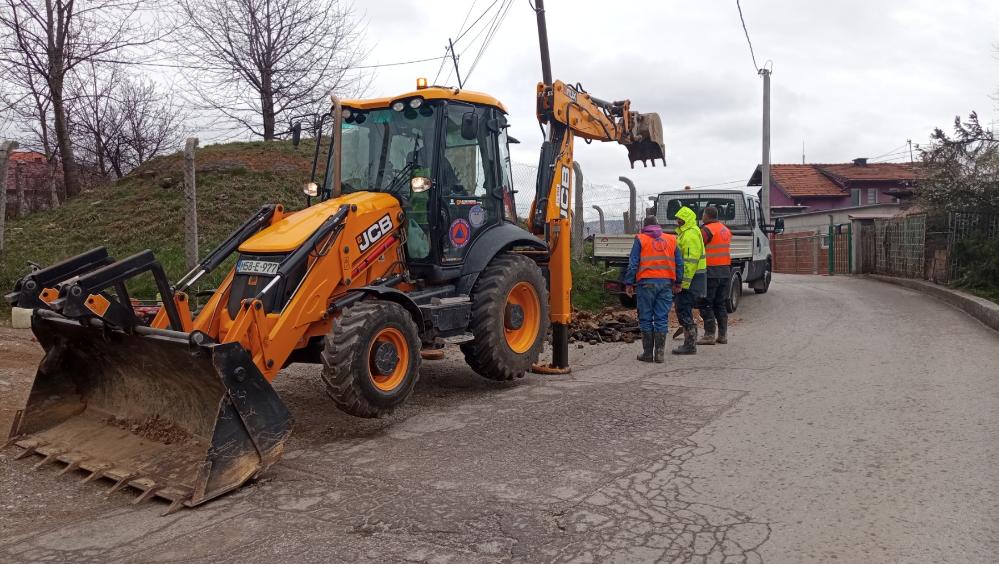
[321,301,421,418]
[461,254,549,380]
[727,271,742,313]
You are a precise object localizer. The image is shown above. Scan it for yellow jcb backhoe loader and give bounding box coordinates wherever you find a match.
[4,0,664,513]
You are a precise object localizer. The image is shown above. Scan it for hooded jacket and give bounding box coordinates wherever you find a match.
[624,224,684,286]
[674,206,707,289]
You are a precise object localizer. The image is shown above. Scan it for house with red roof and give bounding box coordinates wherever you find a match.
[748,158,921,217]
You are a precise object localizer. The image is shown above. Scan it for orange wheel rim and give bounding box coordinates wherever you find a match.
[504,282,541,354]
[368,327,409,392]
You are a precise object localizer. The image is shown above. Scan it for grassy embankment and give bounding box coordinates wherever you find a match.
[1,140,616,316]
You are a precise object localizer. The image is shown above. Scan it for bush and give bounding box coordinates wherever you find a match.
[950,236,999,302]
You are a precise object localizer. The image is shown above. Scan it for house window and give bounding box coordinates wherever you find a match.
[867,188,877,205]
[851,189,861,206]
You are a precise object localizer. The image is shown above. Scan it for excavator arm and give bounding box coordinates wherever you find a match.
[528,79,665,373]
[527,1,665,373]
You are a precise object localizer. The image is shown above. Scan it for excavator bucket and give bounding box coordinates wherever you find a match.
[625,112,667,168]
[6,311,292,513]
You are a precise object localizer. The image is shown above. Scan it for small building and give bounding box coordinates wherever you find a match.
[4,150,57,217]
[748,158,920,219]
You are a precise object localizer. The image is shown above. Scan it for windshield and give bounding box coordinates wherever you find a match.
[332,105,437,195]
[656,193,749,227]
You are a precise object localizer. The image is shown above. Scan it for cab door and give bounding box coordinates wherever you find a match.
[436,102,503,263]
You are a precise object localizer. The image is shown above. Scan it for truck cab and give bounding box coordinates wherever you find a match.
[593,187,783,311]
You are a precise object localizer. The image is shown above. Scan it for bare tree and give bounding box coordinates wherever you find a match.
[0,0,155,197]
[71,67,184,177]
[174,0,367,141]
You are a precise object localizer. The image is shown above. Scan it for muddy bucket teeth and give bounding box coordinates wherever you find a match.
[5,310,293,511]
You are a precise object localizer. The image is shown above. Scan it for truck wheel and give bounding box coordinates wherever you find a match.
[754,261,772,294]
[618,292,637,308]
[321,301,422,418]
[727,271,742,313]
[461,254,549,380]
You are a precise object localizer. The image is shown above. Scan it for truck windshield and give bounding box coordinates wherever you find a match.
[335,105,437,195]
[656,194,749,227]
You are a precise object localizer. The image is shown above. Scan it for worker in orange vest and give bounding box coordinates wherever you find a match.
[625,216,684,363]
[698,206,732,344]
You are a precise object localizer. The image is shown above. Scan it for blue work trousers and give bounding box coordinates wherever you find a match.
[636,281,673,333]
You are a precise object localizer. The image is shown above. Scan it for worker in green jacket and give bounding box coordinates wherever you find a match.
[672,206,707,355]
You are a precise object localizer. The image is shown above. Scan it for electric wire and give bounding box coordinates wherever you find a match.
[736,0,760,72]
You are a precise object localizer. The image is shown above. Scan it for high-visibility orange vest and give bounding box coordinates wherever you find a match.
[637,233,677,280]
[704,222,732,266]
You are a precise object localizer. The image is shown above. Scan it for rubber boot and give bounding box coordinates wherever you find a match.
[653,333,667,363]
[672,325,698,355]
[697,318,716,345]
[716,318,728,344]
[637,332,655,362]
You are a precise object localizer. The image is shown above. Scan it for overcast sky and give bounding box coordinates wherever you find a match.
[353,0,999,221]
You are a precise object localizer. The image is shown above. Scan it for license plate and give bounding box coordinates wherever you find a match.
[237,259,280,276]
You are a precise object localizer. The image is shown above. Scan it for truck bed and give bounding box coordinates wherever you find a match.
[593,232,754,265]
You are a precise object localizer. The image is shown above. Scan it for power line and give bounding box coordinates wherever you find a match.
[736,0,760,72]
[465,0,514,85]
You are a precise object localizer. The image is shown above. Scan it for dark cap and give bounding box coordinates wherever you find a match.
[643,215,658,227]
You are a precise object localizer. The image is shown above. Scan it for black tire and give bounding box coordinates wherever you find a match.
[460,254,549,381]
[727,271,742,313]
[321,301,421,418]
[754,261,772,294]
[618,292,637,308]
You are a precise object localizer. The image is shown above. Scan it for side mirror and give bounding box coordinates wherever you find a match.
[460,112,478,140]
[770,217,785,234]
[291,122,302,148]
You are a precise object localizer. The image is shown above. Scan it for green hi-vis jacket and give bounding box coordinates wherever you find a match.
[674,206,707,289]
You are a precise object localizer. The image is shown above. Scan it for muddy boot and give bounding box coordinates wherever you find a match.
[672,325,698,355]
[697,318,716,345]
[653,333,667,363]
[716,318,728,344]
[637,332,655,362]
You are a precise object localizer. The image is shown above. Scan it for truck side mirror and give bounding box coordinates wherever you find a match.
[461,112,478,140]
[291,122,302,148]
[773,217,785,234]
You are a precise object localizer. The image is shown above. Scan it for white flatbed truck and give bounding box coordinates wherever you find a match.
[593,187,784,310]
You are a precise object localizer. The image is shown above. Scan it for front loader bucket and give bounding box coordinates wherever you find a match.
[626,112,667,168]
[6,311,292,513]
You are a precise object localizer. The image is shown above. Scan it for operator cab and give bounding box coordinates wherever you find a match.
[301,82,519,281]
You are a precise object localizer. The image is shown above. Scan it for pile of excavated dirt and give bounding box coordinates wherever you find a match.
[571,307,737,345]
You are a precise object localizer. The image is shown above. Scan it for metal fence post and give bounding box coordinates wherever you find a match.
[183,138,199,270]
[828,225,835,275]
[0,141,18,254]
[847,223,853,273]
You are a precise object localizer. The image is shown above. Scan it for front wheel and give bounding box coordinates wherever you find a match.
[754,261,772,294]
[461,254,550,381]
[321,301,422,418]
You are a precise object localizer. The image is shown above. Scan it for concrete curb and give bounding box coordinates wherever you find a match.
[868,275,999,333]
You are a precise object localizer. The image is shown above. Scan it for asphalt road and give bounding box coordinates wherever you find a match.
[2,274,998,563]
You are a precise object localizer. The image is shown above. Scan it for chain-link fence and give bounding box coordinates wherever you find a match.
[860,214,926,278]
[948,211,999,288]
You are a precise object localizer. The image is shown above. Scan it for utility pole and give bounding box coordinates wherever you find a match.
[760,68,771,226]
